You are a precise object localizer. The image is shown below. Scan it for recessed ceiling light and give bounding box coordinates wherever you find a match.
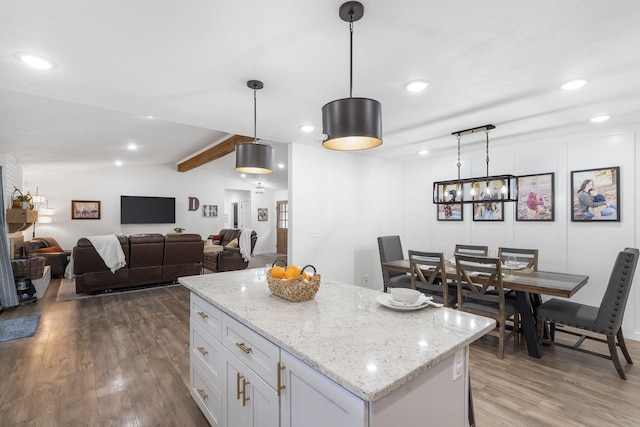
[299,124,314,133]
[590,115,610,123]
[405,80,429,93]
[240,173,247,178]
[418,150,429,156]
[127,143,138,150]
[561,79,588,91]
[145,115,154,119]
[278,163,285,169]
[115,160,123,166]
[16,53,55,70]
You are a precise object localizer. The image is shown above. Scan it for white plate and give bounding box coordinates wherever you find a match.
[376,294,430,311]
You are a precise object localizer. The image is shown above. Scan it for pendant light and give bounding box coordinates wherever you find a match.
[321,1,382,151]
[235,80,274,174]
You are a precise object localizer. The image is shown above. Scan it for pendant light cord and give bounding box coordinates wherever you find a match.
[349,12,354,98]
[253,86,258,144]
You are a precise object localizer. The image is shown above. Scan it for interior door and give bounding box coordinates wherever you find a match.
[276,200,288,255]
[240,200,250,229]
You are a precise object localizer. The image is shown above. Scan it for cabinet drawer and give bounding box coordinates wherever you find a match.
[191,321,222,388]
[191,356,223,427]
[222,314,280,390]
[191,293,222,341]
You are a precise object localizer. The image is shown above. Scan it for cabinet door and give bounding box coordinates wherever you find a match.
[223,347,279,427]
[280,350,367,427]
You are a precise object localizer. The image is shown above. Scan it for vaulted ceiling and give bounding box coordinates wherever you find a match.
[1,1,639,190]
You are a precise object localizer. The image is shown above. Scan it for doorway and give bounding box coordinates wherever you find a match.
[224,189,251,229]
[276,200,288,254]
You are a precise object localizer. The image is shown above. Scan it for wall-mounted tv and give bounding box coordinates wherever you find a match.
[121,195,176,224]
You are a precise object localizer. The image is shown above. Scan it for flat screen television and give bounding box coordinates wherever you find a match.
[120,195,176,224]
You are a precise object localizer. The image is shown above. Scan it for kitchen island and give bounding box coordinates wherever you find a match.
[180,269,495,427]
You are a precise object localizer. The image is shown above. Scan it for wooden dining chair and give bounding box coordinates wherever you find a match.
[537,248,639,379]
[455,253,519,358]
[455,244,488,256]
[497,247,538,271]
[377,235,411,292]
[408,250,456,307]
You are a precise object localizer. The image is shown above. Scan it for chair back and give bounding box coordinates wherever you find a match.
[498,247,538,270]
[455,244,488,256]
[408,250,450,306]
[595,248,639,334]
[455,254,506,312]
[378,236,404,280]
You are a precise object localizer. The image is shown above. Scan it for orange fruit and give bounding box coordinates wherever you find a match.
[284,265,302,280]
[271,266,285,279]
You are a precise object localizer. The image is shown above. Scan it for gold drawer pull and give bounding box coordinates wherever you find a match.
[197,311,209,319]
[277,362,286,397]
[235,342,252,354]
[242,378,251,407]
[197,346,208,356]
[237,373,244,400]
[197,388,208,400]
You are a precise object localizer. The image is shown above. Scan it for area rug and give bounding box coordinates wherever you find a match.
[56,278,180,302]
[0,315,40,343]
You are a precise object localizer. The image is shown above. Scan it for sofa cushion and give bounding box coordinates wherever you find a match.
[226,238,239,248]
[38,245,64,253]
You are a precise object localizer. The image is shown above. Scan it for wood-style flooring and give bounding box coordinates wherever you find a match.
[1,280,639,426]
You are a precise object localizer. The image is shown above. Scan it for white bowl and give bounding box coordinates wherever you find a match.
[390,288,421,304]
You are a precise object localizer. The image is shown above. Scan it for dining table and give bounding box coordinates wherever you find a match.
[381,259,589,358]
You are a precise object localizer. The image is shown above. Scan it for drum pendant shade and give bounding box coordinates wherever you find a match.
[322,97,382,150]
[235,141,274,174]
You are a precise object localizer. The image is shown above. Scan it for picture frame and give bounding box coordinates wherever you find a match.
[437,203,463,221]
[570,166,620,222]
[257,208,268,221]
[71,200,101,220]
[473,201,504,221]
[202,204,218,218]
[516,173,555,221]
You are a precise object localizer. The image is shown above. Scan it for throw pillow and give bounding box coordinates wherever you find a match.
[212,240,221,245]
[226,238,239,248]
[38,245,64,253]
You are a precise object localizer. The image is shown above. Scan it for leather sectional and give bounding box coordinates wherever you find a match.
[73,233,203,293]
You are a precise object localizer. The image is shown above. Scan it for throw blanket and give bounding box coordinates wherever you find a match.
[239,229,253,262]
[64,235,126,279]
[87,235,127,273]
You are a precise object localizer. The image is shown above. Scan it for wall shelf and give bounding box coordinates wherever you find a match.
[5,208,38,233]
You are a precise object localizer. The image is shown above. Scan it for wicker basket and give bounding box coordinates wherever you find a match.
[267,264,321,302]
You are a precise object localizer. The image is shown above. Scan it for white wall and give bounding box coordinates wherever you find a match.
[403,127,640,341]
[23,163,278,254]
[289,143,405,289]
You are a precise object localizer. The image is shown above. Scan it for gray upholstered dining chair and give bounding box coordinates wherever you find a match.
[536,247,639,380]
[455,244,488,256]
[408,250,456,307]
[377,235,412,292]
[455,253,519,358]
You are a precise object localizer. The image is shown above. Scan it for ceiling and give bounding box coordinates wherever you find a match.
[1,1,639,191]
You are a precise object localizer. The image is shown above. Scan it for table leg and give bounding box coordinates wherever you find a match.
[515,291,541,358]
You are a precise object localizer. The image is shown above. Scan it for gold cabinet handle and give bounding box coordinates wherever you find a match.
[197,388,208,400]
[197,346,208,356]
[236,373,244,401]
[277,362,286,397]
[242,378,251,407]
[197,311,209,319]
[235,342,252,354]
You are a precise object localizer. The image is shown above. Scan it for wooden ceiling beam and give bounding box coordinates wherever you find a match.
[177,134,253,172]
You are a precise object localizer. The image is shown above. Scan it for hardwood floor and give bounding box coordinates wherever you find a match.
[2,280,640,426]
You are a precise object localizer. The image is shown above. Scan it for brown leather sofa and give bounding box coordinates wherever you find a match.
[204,229,257,272]
[23,237,70,278]
[73,233,203,293]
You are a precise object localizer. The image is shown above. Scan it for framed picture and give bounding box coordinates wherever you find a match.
[571,166,620,222]
[202,204,218,217]
[516,173,554,221]
[437,204,463,221]
[71,200,101,220]
[257,208,268,221]
[473,201,504,221]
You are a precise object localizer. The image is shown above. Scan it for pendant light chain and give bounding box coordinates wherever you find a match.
[456,133,462,181]
[485,128,490,177]
[349,14,354,99]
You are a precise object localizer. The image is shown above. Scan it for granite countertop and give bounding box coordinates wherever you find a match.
[180,269,495,402]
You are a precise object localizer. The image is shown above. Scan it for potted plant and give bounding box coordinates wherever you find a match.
[173,227,186,233]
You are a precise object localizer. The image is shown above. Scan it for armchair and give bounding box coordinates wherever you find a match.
[23,236,70,278]
[204,229,257,272]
